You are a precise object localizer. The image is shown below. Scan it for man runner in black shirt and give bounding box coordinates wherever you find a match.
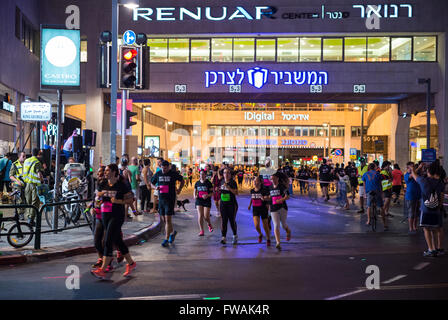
[151,160,185,247]
[319,159,332,201]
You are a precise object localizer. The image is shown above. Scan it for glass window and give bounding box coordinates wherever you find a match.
[295,127,301,136]
[391,37,412,61]
[344,37,367,62]
[302,128,309,136]
[300,38,321,62]
[233,38,254,62]
[323,38,343,61]
[168,38,189,62]
[281,127,288,136]
[309,127,316,137]
[211,38,232,62]
[191,39,210,62]
[148,39,168,62]
[288,128,294,136]
[269,128,278,136]
[80,40,87,62]
[368,37,389,62]
[414,36,436,62]
[277,38,298,62]
[256,39,275,61]
[260,127,267,136]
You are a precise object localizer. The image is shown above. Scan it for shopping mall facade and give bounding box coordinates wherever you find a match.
[0,0,447,169]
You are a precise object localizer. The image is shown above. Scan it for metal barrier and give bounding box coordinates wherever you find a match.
[0,198,93,250]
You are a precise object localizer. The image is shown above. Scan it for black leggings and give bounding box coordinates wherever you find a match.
[94,218,104,255]
[220,202,238,237]
[102,212,129,257]
[140,185,151,211]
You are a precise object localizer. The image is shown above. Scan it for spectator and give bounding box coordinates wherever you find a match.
[411,162,445,257]
[404,162,421,234]
[392,164,404,205]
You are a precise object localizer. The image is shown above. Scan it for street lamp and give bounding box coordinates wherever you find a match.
[418,78,431,149]
[110,0,139,163]
[323,122,331,159]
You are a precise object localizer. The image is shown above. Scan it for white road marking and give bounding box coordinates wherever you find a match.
[382,275,407,284]
[325,289,367,300]
[413,262,430,270]
[118,294,207,300]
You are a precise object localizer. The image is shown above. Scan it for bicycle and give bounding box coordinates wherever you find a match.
[44,180,93,231]
[0,189,34,248]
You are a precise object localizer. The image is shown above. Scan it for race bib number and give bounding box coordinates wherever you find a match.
[252,199,263,207]
[221,193,231,202]
[272,196,282,205]
[198,191,208,199]
[101,202,113,213]
[263,179,272,187]
[160,185,169,194]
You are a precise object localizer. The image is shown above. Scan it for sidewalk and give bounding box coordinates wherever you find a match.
[0,209,161,266]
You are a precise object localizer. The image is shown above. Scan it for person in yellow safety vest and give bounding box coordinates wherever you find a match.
[23,148,44,226]
[9,151,27,220]
[357,158,369,213]
[380,161,394,218]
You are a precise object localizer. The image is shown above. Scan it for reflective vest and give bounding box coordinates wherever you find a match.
[358,165,368,185]
[380,170,392,191]
[12,160,23,177]
[23,156,41,185]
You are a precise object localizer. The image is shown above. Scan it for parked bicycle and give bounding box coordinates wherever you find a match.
[0,189,34,248]
[44,177,93,231]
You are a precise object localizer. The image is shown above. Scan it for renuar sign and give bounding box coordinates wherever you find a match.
[21,102,52,121]
[40,27,80,89]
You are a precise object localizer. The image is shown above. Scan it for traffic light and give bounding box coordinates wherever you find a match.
[119,46,138,89]
[126,110,137,129]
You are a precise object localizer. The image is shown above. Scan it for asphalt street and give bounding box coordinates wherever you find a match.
[0,189,447,300]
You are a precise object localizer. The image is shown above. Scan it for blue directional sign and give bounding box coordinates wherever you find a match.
[421,148,437,163]
[123,30,136,45]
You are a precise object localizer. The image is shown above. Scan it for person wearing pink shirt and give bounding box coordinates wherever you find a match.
[392,164,404,205]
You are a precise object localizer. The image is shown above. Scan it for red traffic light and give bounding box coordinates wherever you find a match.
[123,48,137,61]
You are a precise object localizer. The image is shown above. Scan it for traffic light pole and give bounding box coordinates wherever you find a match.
[52,89,63,232]
[121,89,127,156]
[110,0,118,165]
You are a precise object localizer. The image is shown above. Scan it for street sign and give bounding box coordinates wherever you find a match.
[123,30,136,45]
[21,102,52,121]
[421,148,437,163]
[354,84,366,93]
[41,26,80,89]
[175,84,187,93]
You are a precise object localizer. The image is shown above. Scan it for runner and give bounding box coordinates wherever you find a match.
[91,164,137,279]
[259,158,276,231]
[150,157,164,214]
[357,158,369,213]
[219,167,239,245]
[248,175,271,246]
[347,162,358,204]
[319,159,332,201]
[212,166,222,218]
[151,160,185,247]
[194,169,214,236]
[269,171,291,251]
[139,158,153,214]
[362,163,388,231]
[120,157,140,218]
[392,163,404,205]
[380,161,394,217]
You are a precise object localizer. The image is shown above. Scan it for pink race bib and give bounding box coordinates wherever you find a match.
[263,179,272,187]
[159,185,169,194]
[95,208,102,219]
[198,191,208,199]
[272,196,282,205]
[101,202,113,214]
[252,199,263,207]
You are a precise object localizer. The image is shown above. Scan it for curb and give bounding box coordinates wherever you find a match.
[0,215,162,266]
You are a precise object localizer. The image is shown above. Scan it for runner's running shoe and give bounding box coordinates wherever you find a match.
[220,237,226,245]
[208,224,214,233]
[123,262,137,277]
[276,243,282,251]
[91,258,103,268]
[161,239,169,247]
[198,231,205,236]
[266,239,271,247]
[105,261,114,273]
[168,230,178,243]
[423,250,438,257]
[258,234,263,243]
[91,268,107,280]
[232,235,238,244]
[286,229,291,241]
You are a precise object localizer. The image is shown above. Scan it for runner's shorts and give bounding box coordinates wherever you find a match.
[367,192,383,209]
[158,198,175,216]
[359,185,367,198]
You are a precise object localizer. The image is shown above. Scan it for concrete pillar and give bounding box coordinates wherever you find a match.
[435,34,448,168]
[85,89,104,170]
[344,123,351,164]
[391,104,411,166]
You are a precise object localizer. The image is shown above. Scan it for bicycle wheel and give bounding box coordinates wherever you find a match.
[7,223,34,248]
[45,206,68,230]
